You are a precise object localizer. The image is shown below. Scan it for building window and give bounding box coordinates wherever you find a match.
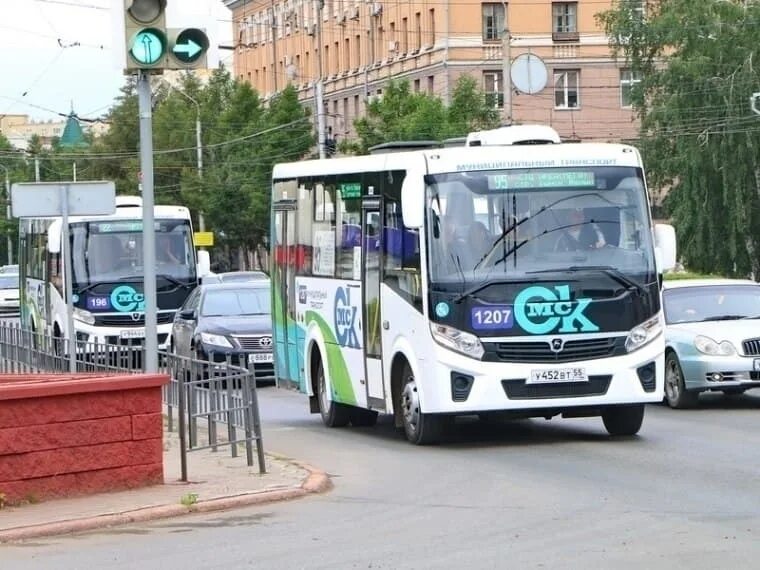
[415,12,421,51]
[482,3,505,42]
[401,17,409,54]
[345,37,350,71]
[483,71,503,108]
[355,35,361,69]
[620,69,642,108]
[427,75,434,94]
[414,78,421,92]
[554,70,579,109]
[552,2,577,38]
[428,9,435,47]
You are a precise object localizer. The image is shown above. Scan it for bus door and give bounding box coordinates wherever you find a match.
[361,195,386,409]
[272,201,301,388]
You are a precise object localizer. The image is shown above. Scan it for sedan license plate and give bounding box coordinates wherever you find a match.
[248,352,273,364]
[120,328,146,339]
[528,367,588,384]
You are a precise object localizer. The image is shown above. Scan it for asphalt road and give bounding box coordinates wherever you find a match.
[3,387,760,569]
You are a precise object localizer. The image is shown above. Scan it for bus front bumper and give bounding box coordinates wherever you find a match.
[419,337,664,414]
[73,322,172,352]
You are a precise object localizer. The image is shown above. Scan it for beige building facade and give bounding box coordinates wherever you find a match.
[224,0,641,143]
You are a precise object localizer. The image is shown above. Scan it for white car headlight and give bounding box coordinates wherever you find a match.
[73,307,95,326]
[200,332,233,348]
[625,314,662,352]
[430,323,484,359]
[694,335,735,356]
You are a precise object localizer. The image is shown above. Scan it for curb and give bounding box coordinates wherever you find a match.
[0,460,332,543]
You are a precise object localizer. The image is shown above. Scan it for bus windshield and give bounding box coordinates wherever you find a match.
[426,166,655,287]
[70,219,196,290]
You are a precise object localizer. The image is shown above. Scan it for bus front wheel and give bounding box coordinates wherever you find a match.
[316,357,350,427]
[400,363,443,445]
[601,404,645,436]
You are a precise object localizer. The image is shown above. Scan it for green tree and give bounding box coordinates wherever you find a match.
[341,75,500,154]
[598,0,760,277]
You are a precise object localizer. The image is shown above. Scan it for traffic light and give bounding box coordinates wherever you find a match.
[166,27,209,70]
[124,0,168,71]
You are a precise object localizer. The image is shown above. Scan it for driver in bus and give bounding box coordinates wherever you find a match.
[440,190,491,271]
[157,234,181,265]
[555,208,606,251]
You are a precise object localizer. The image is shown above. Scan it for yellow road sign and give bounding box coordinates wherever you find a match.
[194,231,214,247]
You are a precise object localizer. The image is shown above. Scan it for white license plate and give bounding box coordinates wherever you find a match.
[528,367,588,384]
[248,352,273,363]
[119,328,146,339]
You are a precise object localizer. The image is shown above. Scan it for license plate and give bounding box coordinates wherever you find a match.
[754,359,760,372]
[528,367,588,384]
[120,328,146,339]
[248,352,273,363]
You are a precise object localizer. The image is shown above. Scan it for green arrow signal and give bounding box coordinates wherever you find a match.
[173,38,202,59]
[129,29,165,66]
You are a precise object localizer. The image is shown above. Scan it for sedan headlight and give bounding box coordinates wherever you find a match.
[694,335,736,356]
[73,307,95,326]
[625,314,662,352]
[200,332,233,348]
[430,323,484,359]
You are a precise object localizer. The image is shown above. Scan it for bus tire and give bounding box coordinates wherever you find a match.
[316,357,350,427]
[350,407,378,427]
[400,362,443,445]
[601,404,645,437]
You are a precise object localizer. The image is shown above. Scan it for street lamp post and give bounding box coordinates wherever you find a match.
[0,164,12,265]
[168,85,205,234]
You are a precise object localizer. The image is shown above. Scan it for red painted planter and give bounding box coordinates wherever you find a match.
[0,373,169,506]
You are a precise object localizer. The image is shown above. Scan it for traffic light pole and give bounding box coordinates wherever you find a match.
[137,70,158,373]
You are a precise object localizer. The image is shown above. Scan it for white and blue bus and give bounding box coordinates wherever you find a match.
[19,196,205,351]
[270,126,677,444]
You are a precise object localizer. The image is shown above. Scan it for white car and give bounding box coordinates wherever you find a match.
[662,278,760,407]
[0,273,20,314]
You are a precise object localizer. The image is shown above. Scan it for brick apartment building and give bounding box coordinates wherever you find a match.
[223,0,642,143]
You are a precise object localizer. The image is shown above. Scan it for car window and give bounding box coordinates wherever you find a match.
[201,288,271,317]
[664,285,760,323]
[220,272,268,282]
[0,275,18,289]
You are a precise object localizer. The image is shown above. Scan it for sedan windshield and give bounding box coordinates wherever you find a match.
[201,288,271,317]
[426,166,655,288]
[0,275,18,289]
[664,285,760,324]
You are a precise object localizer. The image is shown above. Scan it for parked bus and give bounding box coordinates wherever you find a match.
[19,195,204,351]
[270,126,677,444]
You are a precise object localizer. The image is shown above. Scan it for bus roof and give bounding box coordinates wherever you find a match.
[272,142,643,180]
[67,204,191,224]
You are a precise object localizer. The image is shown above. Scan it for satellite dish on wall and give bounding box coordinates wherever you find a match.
[510,53,548,95]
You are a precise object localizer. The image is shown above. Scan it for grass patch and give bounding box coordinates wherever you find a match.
[180,493,199,507]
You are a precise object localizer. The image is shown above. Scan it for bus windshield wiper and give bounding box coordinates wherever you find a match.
[118,274,192,288]
[527,265,647,296]
[701,315,747,322]
[451,277,544,304]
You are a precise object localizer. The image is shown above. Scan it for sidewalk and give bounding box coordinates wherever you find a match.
[0,419,331,542]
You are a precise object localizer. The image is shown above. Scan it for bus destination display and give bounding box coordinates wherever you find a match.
[488,171,595,190]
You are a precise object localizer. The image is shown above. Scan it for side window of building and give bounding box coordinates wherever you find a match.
[381,170,422,311]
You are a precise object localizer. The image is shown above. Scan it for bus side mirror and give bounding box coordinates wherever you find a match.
[197,250,211,278]
[654,223,676,272]
[401,175,425,229]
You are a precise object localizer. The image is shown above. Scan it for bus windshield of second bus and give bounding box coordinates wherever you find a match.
[70,218,196,292]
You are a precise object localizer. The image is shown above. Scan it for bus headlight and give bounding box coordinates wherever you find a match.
[625,314,662,352]
[430,323,484,359]
[73,308,95,326]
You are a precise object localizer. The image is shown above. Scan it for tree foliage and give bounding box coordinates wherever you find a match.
[598,0,760,277]
[341,75,500,154]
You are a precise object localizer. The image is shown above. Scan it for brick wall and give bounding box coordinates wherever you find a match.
[0,374,169,506]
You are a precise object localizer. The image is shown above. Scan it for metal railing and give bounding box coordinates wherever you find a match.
[0,322,266,479]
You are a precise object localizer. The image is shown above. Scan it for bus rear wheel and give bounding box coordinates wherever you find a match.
[316,358,350,427]
[602,404,645,436]
[400,363,443,445]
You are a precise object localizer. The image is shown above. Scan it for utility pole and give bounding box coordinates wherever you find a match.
[271,0,279,93]
[501,1,512,125]
[315,0,327,159]
[0,165,11,264]
[34,157,40,182]
[137,70,158,373]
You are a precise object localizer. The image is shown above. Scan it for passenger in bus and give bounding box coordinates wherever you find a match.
[440,190,491,271]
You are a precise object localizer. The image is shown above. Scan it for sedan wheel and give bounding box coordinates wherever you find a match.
[664,352,698,409]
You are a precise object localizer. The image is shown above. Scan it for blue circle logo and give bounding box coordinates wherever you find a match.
[435,302,450,318]
[110,285,145,313]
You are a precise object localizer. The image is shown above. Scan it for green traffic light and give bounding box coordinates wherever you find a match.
[129,28,166,66]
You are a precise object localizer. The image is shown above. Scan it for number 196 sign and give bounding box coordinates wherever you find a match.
[471,305,514,330]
